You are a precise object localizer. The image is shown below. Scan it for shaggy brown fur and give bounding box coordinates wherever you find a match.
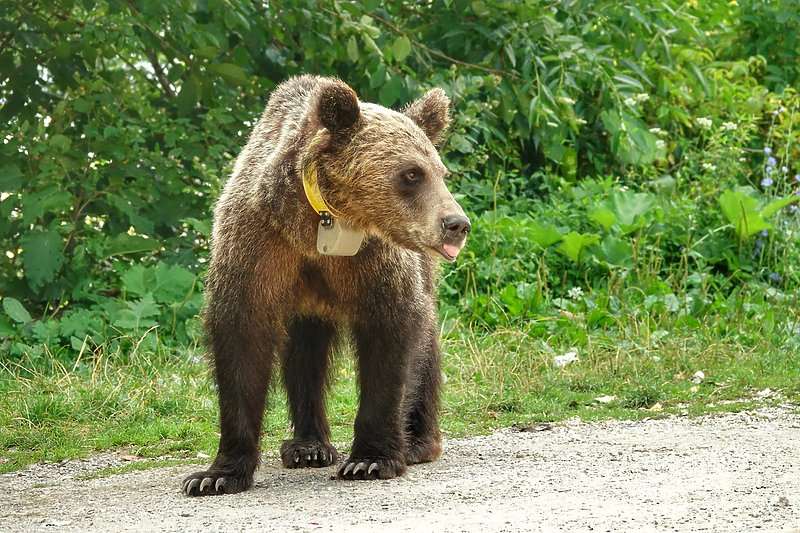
[182,75,470,496]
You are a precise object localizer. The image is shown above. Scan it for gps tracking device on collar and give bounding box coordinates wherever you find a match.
[302,163,365,256]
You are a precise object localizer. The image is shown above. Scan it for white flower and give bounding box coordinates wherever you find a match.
[635,93,650,103]
[575,118,587,125]
[656,139,666,150]
[696,117,713,129]
[568,287,584,300]
[624,97,636,106]
[701,162,717,171]
[649,127,664,135]
[557,96,576,105]
[722,121,737,131]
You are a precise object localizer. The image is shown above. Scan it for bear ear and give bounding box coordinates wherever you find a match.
[403,88,451,146]
[315,79,360,133]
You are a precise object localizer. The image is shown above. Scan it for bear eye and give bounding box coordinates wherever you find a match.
[401,168,424,185]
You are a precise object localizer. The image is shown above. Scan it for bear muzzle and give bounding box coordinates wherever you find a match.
[438,214,471,261]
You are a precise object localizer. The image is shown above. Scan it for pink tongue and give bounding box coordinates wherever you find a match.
[443,243,462,258]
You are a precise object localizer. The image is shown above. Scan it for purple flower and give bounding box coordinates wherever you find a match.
[760,230,769,237]
[761,177,774,187]
[789,204,799,214]
[767,156,777,167]
[769,272,782,284]
[753,238,764,258]
[764,147,772,155]
[795,174,800,183]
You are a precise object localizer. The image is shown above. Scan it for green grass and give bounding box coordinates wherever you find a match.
[1,299,798,475]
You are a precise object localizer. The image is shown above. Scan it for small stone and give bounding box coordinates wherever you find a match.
[690,371,705,384]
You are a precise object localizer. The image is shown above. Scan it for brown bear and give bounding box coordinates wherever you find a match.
[182,75,470,496]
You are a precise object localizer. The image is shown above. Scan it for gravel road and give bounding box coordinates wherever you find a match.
[3,407,799,532]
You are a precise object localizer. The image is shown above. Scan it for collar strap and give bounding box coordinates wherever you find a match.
[301,162,332,216]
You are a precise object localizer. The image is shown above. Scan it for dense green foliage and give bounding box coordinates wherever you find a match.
[2,0,799,362]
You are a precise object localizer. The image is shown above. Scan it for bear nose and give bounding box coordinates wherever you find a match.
[442,214,471,236]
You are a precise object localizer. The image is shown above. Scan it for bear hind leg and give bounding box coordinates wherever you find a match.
[404,328,443,465]
[280,316,338,469]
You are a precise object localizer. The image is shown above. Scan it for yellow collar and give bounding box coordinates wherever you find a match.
[302,162,336,216]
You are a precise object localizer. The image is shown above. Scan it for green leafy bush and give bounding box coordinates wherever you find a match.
[1,0,799,363]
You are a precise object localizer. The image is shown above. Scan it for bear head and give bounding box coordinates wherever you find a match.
[301,79,470,262]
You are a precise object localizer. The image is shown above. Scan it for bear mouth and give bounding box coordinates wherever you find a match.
[428,243,461,262]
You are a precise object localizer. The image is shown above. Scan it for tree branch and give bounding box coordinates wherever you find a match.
[145,50,175,98]
[370,12,518,79]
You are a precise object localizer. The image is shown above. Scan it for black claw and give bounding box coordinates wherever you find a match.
[353,462,367,476]
[186,478,200,495]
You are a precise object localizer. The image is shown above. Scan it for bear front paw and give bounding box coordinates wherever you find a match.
[337,456,406,480]
[182,469,252,497]
[280,439,338,468]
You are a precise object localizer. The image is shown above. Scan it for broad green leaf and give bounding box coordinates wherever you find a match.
[589,207,616,231]
[613,74,644,91]
[0,164,23,191]
[176,75,200,115]
[208,63,248,85]
[21,230,64,290]
[105,234,161,257]
[524,221,563,248]
[392,36,411,62]
[114,294,161,331]
[22,189,72,224]
[557,232,600,264]
[70,335,87,351]
[49,134,71,152]
[153,263,196,303]
[0,315,15,337]
[471,1,490,16]
[3,297,32,323]
[449,133,473,153]
[499,284,524,316]
[347,35,359,63]
[719,190,771,240]
[761,195,800,218]
[596,235,633,268]
[378,76,404,106]
[122,265,150,297]
[610,191,654,232]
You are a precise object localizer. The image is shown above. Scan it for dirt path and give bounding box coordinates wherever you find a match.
[3,407,799,532]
